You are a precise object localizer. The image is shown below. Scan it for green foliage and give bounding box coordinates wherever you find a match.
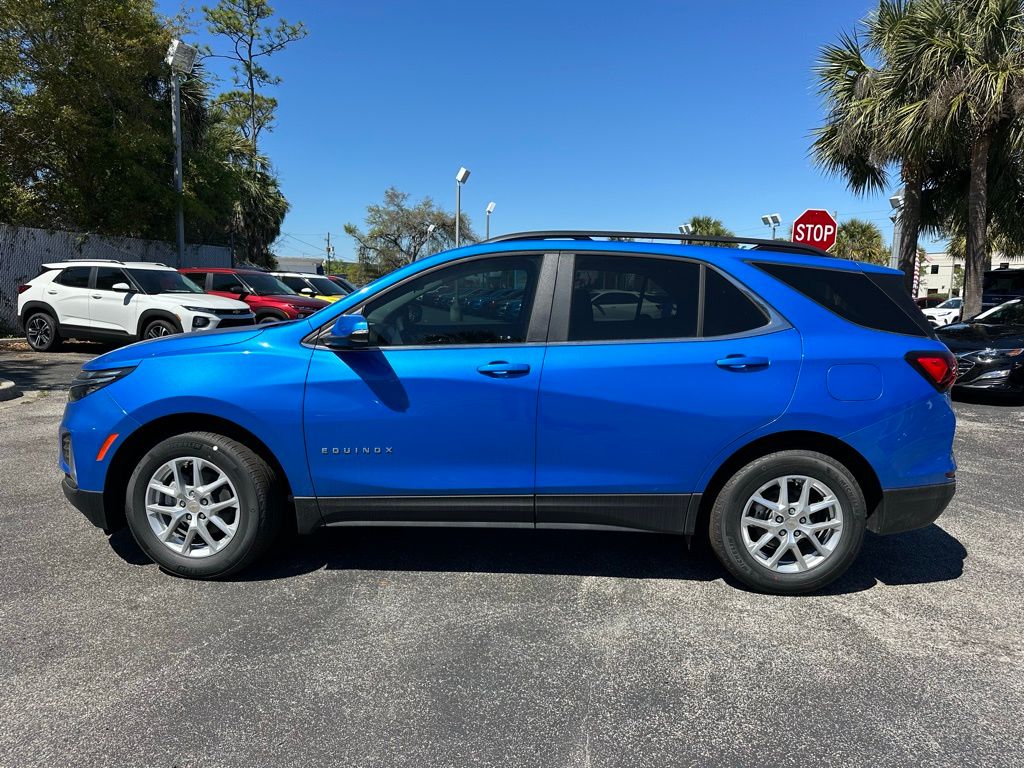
[203,0,307,158]
[345,188,478,282]
[833,218,889,265]
[685,215,735,247]
[0,0,294,261]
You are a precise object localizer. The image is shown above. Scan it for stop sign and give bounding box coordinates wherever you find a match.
[791,209,838,252]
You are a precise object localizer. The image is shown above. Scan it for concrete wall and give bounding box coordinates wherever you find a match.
[0,225,231,331]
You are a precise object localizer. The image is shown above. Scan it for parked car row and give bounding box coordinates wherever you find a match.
[16,260,352,351]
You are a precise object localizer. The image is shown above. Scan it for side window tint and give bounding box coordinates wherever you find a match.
[702,268,770,336]
[94,267,129,291]
[55,267,91,288]
[756,262,928,337]
[186,272,209,289]
[363,255,542,347]
[282,276,306,292]
[210,273,245,293]
[568,255,699,341]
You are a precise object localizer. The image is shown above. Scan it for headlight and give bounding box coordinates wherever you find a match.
[975,347,1024,361]
[68,367,136,403]
[181,306,215,314]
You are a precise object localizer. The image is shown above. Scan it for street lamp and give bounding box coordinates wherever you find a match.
[678,223,693,236]
[455,167,470,247]
[486,201,496,240]
[761,213,782,240]
[889,194,905,271]
[415,224,437,261]
[165,39,198,268]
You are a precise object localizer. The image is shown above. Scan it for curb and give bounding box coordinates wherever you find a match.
[0,378,21,402]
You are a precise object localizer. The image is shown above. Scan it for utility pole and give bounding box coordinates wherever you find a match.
[325,232,333,275]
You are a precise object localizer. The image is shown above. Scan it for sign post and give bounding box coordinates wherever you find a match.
[792,209,838,252]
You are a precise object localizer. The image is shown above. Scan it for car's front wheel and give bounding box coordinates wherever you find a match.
[142,319,179,339]
[709,450,866,595]
[125,432,282,579]
[25,311,62,352]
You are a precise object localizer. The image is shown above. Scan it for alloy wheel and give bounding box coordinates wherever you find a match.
[145,456,240,558]
[27,315,52,348]
[145,323,173,339]
[740,475,844,574]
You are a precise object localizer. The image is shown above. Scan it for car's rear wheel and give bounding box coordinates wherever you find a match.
[709,450,866,595]
[125,432,282,579]
[256,312,285,324]
[142,319,179,339]
[25,311,62,352]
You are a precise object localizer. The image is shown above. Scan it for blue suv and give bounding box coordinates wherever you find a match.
[59,231,957,594]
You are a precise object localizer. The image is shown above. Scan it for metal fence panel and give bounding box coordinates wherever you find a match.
[0,225,230,331]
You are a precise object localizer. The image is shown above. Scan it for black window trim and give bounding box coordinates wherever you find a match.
[303,251,560,350]
[92,266,135,293]
[545,251,789,346]
[54,265,94,289]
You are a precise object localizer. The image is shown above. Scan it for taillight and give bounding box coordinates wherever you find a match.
[905,350,957,392]
[17,284,30,294]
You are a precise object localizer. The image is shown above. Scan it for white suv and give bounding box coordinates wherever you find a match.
[17,260,255,352]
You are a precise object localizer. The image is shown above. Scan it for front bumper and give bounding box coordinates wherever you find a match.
[868,481,956,535]
[62,475,114,532]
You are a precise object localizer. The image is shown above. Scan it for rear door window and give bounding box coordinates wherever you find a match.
[755,262,930,337]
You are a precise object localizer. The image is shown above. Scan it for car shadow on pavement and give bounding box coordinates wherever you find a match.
[952,389,1024,407]
[107,522,968,594]
[0,342,117,391]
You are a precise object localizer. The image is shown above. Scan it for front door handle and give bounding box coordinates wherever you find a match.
[716,355,770,371]
[477,361,531,378]
[91,294,102,299]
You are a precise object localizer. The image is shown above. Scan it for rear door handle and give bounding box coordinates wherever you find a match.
[46,290,58,295]
[477,361,531,378]
[91,294,102,299]
[716,355,770,370]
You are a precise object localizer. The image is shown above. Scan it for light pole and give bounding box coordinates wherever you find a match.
[486,201,496,240]
[888,193,905,271]
[455,167,470,247]
[165,39,198,268]
[761,213,782,240]
[416,224,436,261]
[678,223,693,236]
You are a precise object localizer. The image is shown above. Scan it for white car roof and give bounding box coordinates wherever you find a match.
[43,260,174,271]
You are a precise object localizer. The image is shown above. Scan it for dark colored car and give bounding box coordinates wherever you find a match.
[982,268,1024,309]
[936,299,1024,393]
[181,268,328,324]
[326,275,357,293]
[916,295,947,309]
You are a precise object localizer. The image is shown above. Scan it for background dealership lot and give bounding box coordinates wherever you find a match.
[1,345,1022,767]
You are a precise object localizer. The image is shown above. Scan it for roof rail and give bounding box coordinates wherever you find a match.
[53,258,125,265]
[485,230,832,259]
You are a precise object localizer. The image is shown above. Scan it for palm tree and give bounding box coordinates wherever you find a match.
[811,2,928,294]
[685,215,736,247]
[833,218,890,264]
[882,0,1024,317]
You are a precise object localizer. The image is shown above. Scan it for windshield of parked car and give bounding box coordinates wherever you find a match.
[239,273,297,296]
[976,300,1024,325]
[306,276,346,296]
[938,298,962,309]
[128,269,203,294]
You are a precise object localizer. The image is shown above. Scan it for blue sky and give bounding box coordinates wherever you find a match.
[161,0,927,261]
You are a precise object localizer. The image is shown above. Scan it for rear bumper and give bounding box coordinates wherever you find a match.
[868,481,955,535]
[62,475,114,532]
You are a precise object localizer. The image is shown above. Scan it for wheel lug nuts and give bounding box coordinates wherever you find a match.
[800,517,807,524]
[186,513,192,520]
[779,531,787,538]
[794,530,801,537]
[200,499,208,506]
[178,500,186,507]
[199,513,205,520]
[775,516,784,523]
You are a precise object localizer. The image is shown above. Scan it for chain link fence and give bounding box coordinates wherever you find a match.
[0,225,231,333]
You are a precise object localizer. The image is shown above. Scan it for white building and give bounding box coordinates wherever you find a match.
[916,252,1024,298]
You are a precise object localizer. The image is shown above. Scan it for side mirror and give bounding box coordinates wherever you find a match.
[112,282,132,293]
[323,314,370,349]
[300,287,315,296]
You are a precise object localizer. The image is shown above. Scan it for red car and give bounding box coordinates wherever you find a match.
[180,267,328,324]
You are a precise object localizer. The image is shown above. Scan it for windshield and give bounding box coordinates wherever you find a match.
[306,276,346,296]
[976,301,1024,324]
[128,269,203,294]
[937,298,961,309]
[240,273,297,296]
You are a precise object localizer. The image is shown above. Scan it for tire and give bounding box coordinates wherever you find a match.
[125,432,282,579]
[142,318,179,339]
[708,450,866,595]
[257,312,285,324]
[24,311,62,352]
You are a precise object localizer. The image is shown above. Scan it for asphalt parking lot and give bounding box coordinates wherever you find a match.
[1,344,1023,767]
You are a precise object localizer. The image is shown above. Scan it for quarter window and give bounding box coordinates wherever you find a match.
[568,255,699,341]
[702,267,770,337]
[54,267,91,288]
[363,255,542,347]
